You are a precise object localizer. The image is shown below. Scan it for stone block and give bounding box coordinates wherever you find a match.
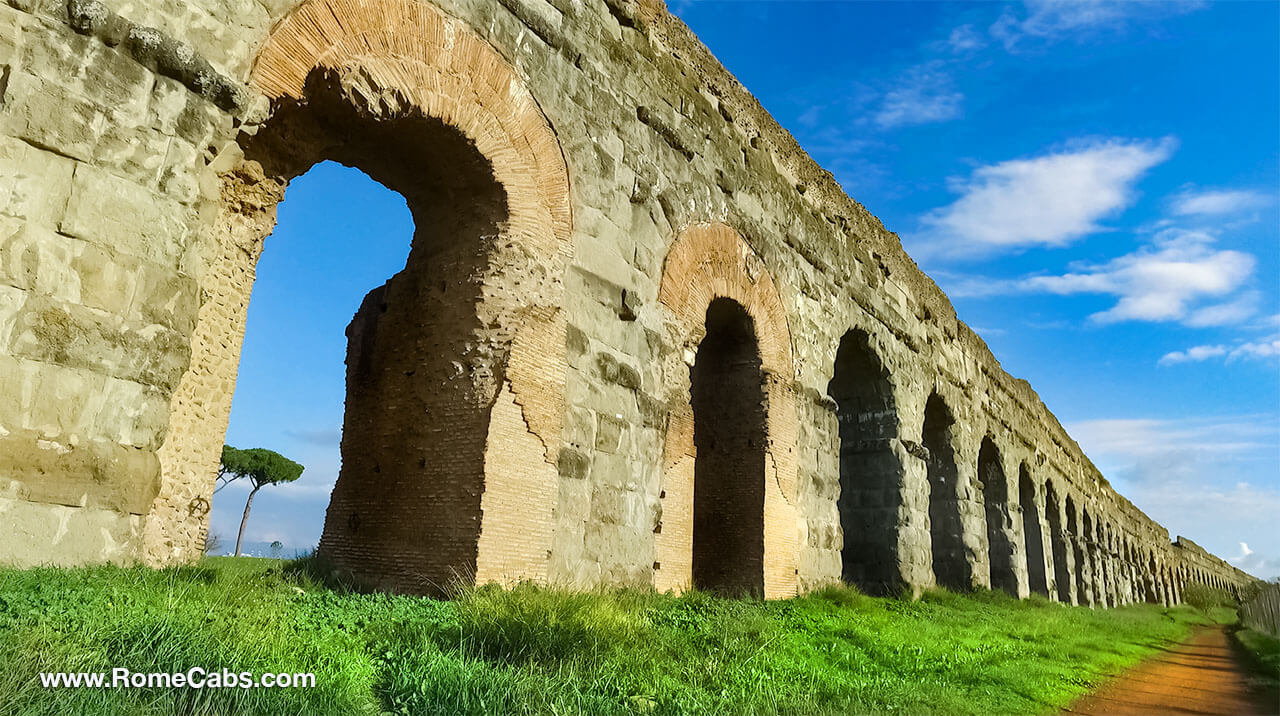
[20,23,153,121]
[0,135,76,227]
[5,294,191,394]
[0,5,25,66]
[0,495,143,567]
[60,163,192,267]
[1,71,107,162]
[92,125,168,187]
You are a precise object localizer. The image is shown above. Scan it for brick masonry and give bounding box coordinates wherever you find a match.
[0,0,1257,602]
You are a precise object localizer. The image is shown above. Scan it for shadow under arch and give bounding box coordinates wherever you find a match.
[978,437,1017,596]
[1044,480,1071,603]
[690,297,767,596]
[1019,465,1049,597]
[827,328,902,595]
[923,393,969,591]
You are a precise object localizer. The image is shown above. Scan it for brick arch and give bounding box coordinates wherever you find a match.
[250,0,571,246]
[654,222,799,598]
[143,0,574,585]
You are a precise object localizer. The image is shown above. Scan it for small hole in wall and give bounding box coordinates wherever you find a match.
[659,490,666,499]
[653,562,661,570]
[347,512,360,532]
[654,522,662,534]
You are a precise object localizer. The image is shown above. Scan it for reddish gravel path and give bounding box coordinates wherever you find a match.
[1063,627,1278,716]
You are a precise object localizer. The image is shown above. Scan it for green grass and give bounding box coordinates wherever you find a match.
[0,558,1218,716]
[1234,627,1280,689]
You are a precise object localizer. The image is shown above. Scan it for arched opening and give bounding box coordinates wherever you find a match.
[1044,481,1071,603]
[1097,523,1110,607]
[234,70,513,592]
[978,438,1017,595]
[214,162,412,558]
[691,298,767,596]
[1019,466,1049,597]
[827,330,900,594]
[1093,520,1108,606]
[1100,525,1111,607]
[655,223,799,598]
[1122,539,1134,604]
[1146,555,1160,603]
[1080,508,1095,606]
[147,0,572,577]
[923,394,970,591]
[1067,497,1088,605]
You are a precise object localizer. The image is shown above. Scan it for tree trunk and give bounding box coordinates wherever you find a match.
[234,484,262,557]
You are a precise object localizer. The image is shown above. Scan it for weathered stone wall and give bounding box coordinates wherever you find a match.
[0,0,1258,601]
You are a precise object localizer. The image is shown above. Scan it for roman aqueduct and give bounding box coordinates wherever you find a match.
[0,0,1256,602]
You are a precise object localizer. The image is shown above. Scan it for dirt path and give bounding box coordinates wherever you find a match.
[1063,627,1277,716]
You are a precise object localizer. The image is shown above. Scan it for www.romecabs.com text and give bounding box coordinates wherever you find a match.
[40,668,316,689]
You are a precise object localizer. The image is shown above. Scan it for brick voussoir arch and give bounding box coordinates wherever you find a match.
[143,0,574,583]
[250,0,572,247]
[654,222,799,599]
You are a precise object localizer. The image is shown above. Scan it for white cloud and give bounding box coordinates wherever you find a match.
[946,24,986,53]
[1157,334,1280,366]
[916,138,1175,256]
[1068,415,1275,460]
[1125,478,1280,580]
[1229,336,1280,362]
[1018,228,1256,325]
[1171,188,1270,216]
[1158,344,1227,366]
[1231,542,1255,563]
[1067,413,1280,580]
[1184,292,1261,328]
[991,0,1205,51]
[873,63,963,129]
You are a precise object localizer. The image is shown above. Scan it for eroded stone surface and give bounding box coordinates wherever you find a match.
[0,0,1256,600]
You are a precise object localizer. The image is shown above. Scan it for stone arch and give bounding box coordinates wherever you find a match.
[923,393,969,591]
[827,328,902,594]
[1044,480,1071,603]
[978,437,1017,595]
[1098,524,1108,602]
[142,0,574,590]
[1066,496,1088,605]
[1146,554,1160,603]
[655,222,798,598]
[1099,522,1113,607]
[1123,536,1136,605]
[1080,507,1096,606]
[1114,533,1126,605]
[1019,465,1049,597]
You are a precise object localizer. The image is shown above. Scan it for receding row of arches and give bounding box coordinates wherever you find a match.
[182,0,1244,603]
[821,328,1236,605]
[656,265,1241,603]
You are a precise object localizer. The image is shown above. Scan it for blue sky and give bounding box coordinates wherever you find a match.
[213,0,1280,579]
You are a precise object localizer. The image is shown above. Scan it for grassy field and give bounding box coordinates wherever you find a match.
[0,557,1227,716]
[1235,626,1280,691]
